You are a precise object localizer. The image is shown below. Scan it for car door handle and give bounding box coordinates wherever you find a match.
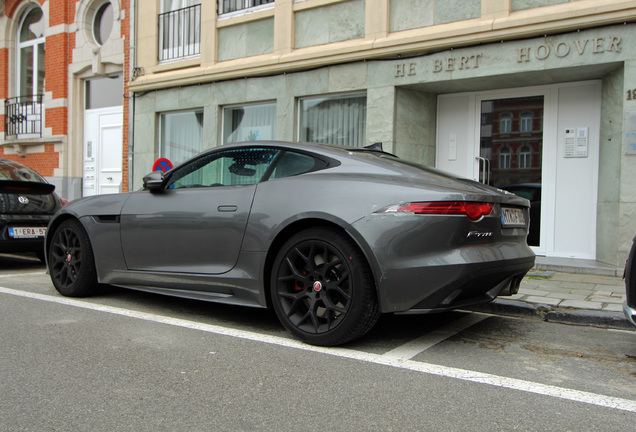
[217,205,238,212]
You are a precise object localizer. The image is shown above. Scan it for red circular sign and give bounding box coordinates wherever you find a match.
[152,157,173,173]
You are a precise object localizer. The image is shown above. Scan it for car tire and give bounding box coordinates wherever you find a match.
[270,227,380,346]
[48,219,99,297]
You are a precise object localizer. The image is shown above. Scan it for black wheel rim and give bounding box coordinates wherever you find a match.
[49,227,82,288]
[275,240,352,334]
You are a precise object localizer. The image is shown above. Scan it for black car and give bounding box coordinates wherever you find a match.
[499,183,540,247]
[624,235,636,326]
[0,158,66,261]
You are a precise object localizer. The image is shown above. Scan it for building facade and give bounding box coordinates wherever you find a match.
[6,0,631,268]
[128,0,636,268]
[0,0,128,200]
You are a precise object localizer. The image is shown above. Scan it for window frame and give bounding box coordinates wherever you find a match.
[93,1,114,46]
[218,0,275,17]
[519,145,532,169]
[499,113,512,134]
[16,5,45,98]
[158,109,204,166]
[221,101,277,145]
[520,111,533,133]
[158,0,202,62]
[499,146,511,170]
[297,92,368,148]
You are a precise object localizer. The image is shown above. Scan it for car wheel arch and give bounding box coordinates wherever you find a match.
[262,218,381,310]
[45,214,82,259]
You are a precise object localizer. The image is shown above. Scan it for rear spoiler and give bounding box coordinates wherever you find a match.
[0,180,55,194]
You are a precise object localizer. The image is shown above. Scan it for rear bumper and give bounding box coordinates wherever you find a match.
[378,256,535,313]
[348,212,535,314]
[0,219,48,254]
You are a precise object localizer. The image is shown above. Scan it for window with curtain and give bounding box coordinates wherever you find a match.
[7,6,45,137]
[160,110,204,165]
[18,6,45,98]
[219,0,274,15]
[222,103,276,144]
[159,0,201,61]
[299,94,367,147]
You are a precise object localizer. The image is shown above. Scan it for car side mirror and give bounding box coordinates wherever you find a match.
[143,171,165,190]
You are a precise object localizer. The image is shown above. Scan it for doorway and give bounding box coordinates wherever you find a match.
[83,106,123,196]
[82,75,123,196]
[479,96,544,246]
[436,81,601,259]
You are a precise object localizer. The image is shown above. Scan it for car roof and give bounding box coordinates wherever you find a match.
[206,140,391,158]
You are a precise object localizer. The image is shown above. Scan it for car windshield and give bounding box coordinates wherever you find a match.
[0,160,46,183]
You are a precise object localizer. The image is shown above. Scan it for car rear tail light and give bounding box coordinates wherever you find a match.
[378,201,494,221]
[60,198,69,207]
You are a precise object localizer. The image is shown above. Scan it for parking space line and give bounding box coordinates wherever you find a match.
[0,271,47,278]
[381,314,489,361]
[2,285,636,414]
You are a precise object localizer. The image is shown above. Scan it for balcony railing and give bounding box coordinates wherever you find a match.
[219,0,274,15]
[158,4,201,62]
[4,95,43,139]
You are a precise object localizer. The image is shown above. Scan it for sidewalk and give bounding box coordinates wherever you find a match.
[469,257,634,331]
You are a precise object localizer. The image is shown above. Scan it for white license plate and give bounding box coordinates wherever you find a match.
[501,208,526,227]
[8,227,47,238]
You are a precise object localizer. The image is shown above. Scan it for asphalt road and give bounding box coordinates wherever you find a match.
[1,253,635,431]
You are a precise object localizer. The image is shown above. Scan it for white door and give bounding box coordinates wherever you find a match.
[83,106,123,196]
[436,81,601,259]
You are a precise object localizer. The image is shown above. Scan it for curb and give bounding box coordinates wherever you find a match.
[466,299,635,331]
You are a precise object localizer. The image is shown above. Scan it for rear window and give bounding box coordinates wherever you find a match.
[270,151,325,180]
[0,161,46,183]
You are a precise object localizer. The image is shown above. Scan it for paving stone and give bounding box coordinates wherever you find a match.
[545,292,587,300]
[560,299,603,310]
[602,303,624,312]
[524,296,561,306]
[518,289,550,297]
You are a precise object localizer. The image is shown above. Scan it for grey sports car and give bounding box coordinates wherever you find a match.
[46,141,535,346]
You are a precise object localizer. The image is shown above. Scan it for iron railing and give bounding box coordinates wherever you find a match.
[4,94,43,139]
[158,4,201,62]
[219,0,274,15]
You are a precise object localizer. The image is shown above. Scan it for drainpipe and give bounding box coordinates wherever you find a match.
[127,0,137,192]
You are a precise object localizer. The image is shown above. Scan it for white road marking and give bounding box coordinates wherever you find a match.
[0,271,47,278]
[2,285,636,413]
[381,313,489,361]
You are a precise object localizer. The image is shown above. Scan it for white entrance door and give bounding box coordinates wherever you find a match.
[83,106,123,196]
[436,81,601,259]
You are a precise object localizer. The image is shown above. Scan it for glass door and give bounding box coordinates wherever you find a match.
[479,96,544,247]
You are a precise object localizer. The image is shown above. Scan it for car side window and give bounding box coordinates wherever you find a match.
[165,148,279,189]
[270,151,322,180]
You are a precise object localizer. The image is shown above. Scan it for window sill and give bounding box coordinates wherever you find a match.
[217,5,275,28]
[1,136,64,156]
[153,57,202,74]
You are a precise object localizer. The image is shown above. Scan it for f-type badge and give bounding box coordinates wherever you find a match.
[467,231,492,238]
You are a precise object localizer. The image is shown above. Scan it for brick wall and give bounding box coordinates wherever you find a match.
[2,1,69,177]
[0,144,59,177]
